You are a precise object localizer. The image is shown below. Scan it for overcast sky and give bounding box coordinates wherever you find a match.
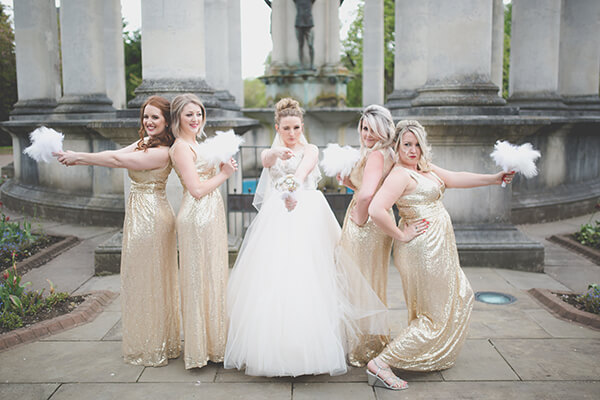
[0,0,361,79]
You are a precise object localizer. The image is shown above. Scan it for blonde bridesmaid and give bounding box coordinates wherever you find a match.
[337,105,396,367]
[366,120,515,390]
[169,93,237,369]
[55,96,181,366]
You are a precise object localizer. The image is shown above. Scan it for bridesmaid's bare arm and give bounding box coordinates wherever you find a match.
[431,164,514,189]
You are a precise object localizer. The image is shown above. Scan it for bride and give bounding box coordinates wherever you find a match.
[224,98,387,377]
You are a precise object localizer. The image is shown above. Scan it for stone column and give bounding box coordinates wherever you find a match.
[558,0,600,109]
[11,0,61,119]
[268,0,289,72]
[412,0,504,107]
[508,0,565,109]
[362,0,384,106]
[130,0,219,109]
[491,0,505,96]
[54,0,115,116]
[386,0,427,109]
[104,0,127,109]
[205,0,238,109]
[227,0,244,106]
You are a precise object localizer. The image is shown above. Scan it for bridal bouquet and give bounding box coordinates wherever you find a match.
[197,129,244,166]
[23,126,64,163]
[490,140,541,187]
[276,174,300,201]
[320,143,361,180]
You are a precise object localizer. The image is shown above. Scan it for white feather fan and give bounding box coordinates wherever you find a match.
[320,143,361,179]
[490,140,541,187]
[23,126,64,163]
[197,129,244,166]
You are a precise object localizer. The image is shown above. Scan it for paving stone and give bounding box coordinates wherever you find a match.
[491,338,600,381]
[215,367,294,384]
[493,268,570,291]
[375,381,600,400]
[73,274,122,295]
[41,311,121,341]
[292,382,375,400]
[463,267,515,292]
[292,366,367,383]
[0,383,59,400]
[523,309,600,338]
[0,342,143,383]
[468,308,550,339]
[544,266,600,293]
[138,358,217,383]
[102,318,122,341]
[104,295,121,312]
[440,339,519,381]
[49,382,291,400]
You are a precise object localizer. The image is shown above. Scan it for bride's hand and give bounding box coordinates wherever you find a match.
[284,195,297,211]
[274,147,294,160]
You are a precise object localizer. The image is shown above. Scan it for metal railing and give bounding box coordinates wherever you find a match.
[226,145,353,238]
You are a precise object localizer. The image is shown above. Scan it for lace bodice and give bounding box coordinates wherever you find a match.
[268,147,321,190]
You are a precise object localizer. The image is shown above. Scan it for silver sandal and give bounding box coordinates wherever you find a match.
[366,359,408,391]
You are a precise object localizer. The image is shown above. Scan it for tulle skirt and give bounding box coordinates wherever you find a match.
[225,189,387,377]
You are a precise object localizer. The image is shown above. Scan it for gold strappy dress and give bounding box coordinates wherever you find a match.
[121,162,181,366]
[339,150,395,367]
[171,142,228,370]
[378,167,474,371]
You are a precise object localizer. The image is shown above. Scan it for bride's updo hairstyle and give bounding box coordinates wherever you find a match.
[394,119,433,172]
[274,98,304,125]
[358,104,395,154]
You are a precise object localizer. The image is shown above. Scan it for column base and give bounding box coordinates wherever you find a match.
[412,80,506,107]
[455,224,544,272]
[386,89,417,109]
[53,94,116,120]
[390,105,519,117]
[128,78,221,110]
[215,89,241,111]
[562,95,600,111]
[508,93,568,111]
[10,99,58,121]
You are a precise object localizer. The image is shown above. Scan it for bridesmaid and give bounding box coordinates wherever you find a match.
[366,120,515,390]
[337,104,396,367]
[169,93,237,369]
[54,96,181,366]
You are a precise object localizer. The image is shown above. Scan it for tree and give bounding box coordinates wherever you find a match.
[503,3,512,99]
[341,0,395,107]
[244,78,267,108]
[0,4,17,122]
[123,23,141,103]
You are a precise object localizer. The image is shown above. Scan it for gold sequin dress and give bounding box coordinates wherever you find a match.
[121,162,181,366]
[378,167,474,371]
[340,150,394,367]
[171,142,228,370]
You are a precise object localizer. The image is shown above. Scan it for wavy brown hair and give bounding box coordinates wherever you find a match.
[136,96,175,151]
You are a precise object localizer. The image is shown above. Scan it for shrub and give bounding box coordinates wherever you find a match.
[578,284,600,315]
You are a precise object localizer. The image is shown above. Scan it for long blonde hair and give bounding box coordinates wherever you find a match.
[170,93,207,139]
[394,120,432,172]
[358,104,395,159]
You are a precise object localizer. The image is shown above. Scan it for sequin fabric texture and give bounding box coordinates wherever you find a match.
[379,167,474,371]
[340,150,395,367]
[171,142,229,370]
[121,162,181,366]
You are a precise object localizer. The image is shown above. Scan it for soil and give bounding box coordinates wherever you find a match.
[0,295,87,335]
[555,291,599,316]
[0,235,64,271]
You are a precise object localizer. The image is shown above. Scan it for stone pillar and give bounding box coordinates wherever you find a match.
[130,0,219,110]
[268,0,289,72]
[11,0,61,119]
[412,0,504,107]
[205,0,238,109]
[491,0,505,96]
[558,0,600,109]
[386,0,427,109]
[362,0,384,106]
[104,0,127,109]
[54,0,115,116]
[508,0,565,109]
[227,0,244,106]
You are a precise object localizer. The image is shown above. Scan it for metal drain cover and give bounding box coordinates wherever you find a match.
[474,291,517,305]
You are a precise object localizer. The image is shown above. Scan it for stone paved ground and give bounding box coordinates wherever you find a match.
[0,209,599,399]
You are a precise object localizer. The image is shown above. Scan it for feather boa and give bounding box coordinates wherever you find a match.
[23,126,64,163]
[320,143,361,179]
[197,129,244,166]
[490,140,541,187]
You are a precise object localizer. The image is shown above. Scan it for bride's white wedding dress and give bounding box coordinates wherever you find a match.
[225,146,387,377]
